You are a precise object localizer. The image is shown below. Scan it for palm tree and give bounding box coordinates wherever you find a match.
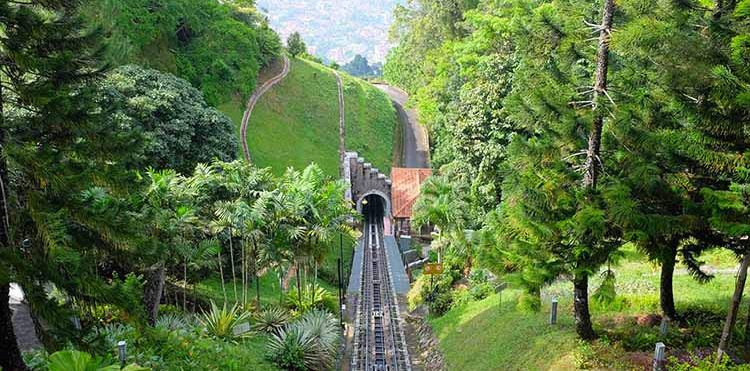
[412,176,468,266]
[140,169,199,324]
[278,164,354,306]
[212,200,243,304]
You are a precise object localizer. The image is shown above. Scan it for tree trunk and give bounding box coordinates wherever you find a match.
[241,239,246,307]
[278,268,284,305]
[575,0,614,342]
[311,262,318,306]
[296,260,302,307]
[1,284,27,371]
[228,229,237,302]
[192,282,197,313]
[183,259,187,311]
[660,247,678,321]
[253,241,260,306]
[717,251,750,361]
[574,274,597,340]
[582,0,615,188]
[143,261,166,325]
[218,248,227,303]
[744,300,750,362]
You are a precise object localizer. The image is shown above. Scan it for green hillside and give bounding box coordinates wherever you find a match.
[341,74,397,174]
[220,57,397,177]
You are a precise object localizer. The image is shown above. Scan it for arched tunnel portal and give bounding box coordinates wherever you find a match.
[356,191,390,219]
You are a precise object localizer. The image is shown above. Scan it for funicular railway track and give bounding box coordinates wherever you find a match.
[352,207,411,371]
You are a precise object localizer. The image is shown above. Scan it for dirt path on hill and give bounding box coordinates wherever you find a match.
[241,56,291,162]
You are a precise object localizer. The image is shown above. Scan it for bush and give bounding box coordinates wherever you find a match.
[155,313,191,332]
[469,282,493,301]
[451,288,473,309]
[198,301,251,340]
[669,355,750,371]
[253,307,291,334]
[266,326,314,370]
[46,350,147,371]
[285,284,332,314]
[517,291,541,313]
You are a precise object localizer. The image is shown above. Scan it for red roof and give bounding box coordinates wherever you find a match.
[391,168,432,218]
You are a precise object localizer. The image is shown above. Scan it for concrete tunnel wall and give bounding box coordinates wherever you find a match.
[343,151,392,217]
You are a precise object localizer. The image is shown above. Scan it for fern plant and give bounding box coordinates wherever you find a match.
[198,301,252,340]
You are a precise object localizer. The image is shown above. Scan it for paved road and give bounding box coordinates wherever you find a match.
[241,56,291,162]
[10,284,41,351]
[374,85,430,169]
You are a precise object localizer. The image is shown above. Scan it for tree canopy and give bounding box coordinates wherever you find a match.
[101,65,238,174]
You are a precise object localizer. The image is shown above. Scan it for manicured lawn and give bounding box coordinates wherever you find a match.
[428,245,741,370]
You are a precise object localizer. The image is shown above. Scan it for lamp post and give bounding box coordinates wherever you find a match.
[117,341,127,368]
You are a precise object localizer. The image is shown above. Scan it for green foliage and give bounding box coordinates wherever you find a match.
[669,355,750,371]
[592,269,617,305]
[47,350,147,371]
[198,301,252,340]
[253,307,292,334]
[341,55,377,77]
[422,275,454,316]
[287,32,307,58]
[154,314,191,332]
[266,310,339,371]
[285,284,331,313]
[84,0,281,105]
[101,65,238,174]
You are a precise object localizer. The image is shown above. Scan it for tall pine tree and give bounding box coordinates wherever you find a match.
[500,0,620,339]
[0,1,138,368]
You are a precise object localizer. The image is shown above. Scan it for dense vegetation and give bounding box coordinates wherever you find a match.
[0,1,352,371]
[387,0,750,367]
[84,0,282,105]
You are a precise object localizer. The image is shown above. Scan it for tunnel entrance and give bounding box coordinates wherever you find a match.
[360,193,386,219]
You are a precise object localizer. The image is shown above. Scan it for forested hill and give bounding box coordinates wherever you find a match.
[384,0,750,369]
[84,0,282,105]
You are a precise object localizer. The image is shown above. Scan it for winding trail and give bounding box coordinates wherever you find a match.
[240,56,291,162]
[334,71,346,176]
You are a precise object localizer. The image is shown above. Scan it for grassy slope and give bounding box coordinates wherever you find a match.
[218,58,398,177]
[219,58,339,175]
[341,73,397,174]
[429,246,739,370]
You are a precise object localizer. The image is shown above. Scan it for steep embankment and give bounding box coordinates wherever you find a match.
[220,57,397,176]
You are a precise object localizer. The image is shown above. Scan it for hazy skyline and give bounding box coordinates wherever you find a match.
[256,0,404,63]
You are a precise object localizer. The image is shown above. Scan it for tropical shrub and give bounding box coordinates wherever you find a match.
[253,307,292,334]
[285,285,331,313]
[266,310,340,370]
[266,326,315,370]
[46,350,147,371]
[155,313,192,332]
[198,301,251,340]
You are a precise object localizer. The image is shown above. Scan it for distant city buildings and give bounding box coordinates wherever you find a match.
[256,0,404,64]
